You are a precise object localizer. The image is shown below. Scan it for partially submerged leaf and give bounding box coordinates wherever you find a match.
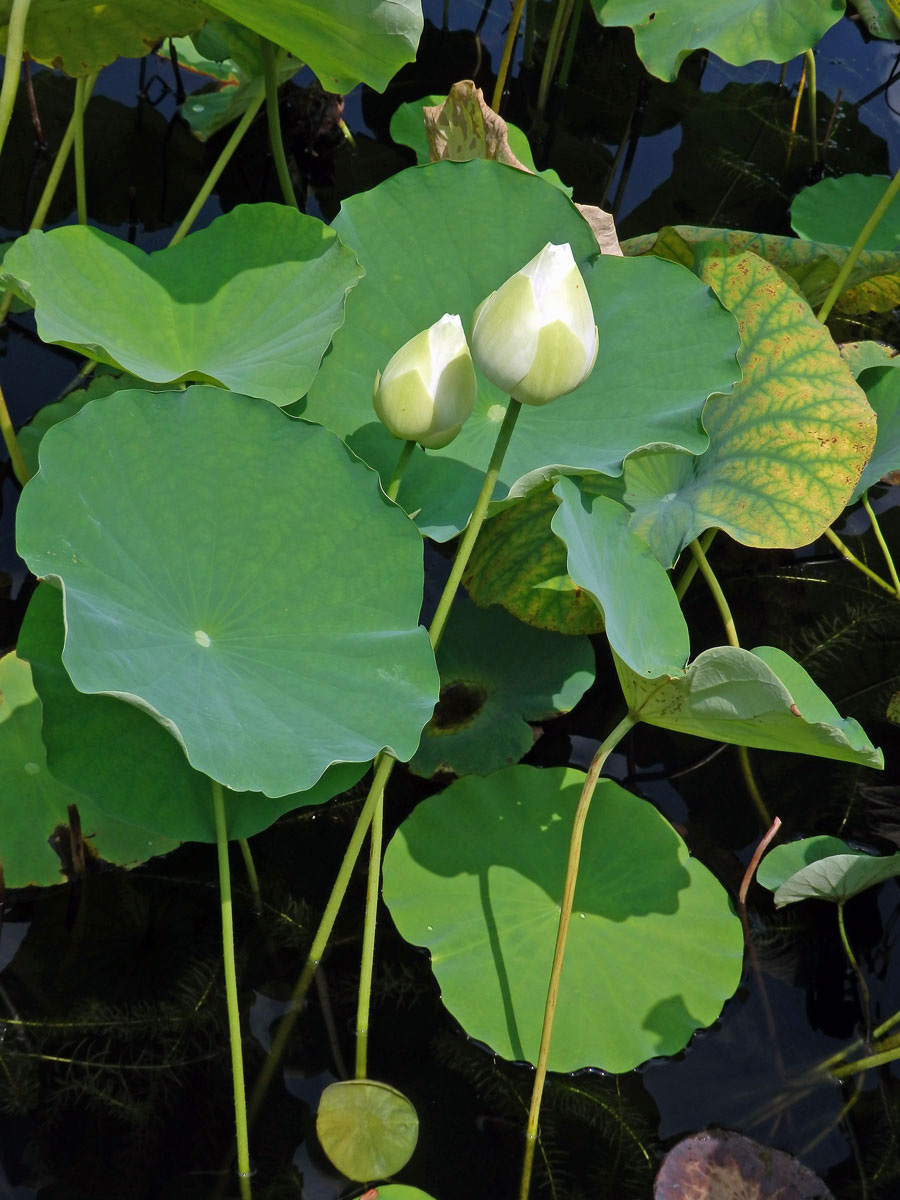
[616,645,883,767]
[409,594,594,778]
[1,205,363,408]
[383,766,744,1073]
[16,387,439,798]
[316,1080,418,1182]
[654,1129,833,1199]
[0,650,177,886]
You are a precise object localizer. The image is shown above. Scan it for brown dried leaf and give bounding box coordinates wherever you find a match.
[654,1131,833,1200]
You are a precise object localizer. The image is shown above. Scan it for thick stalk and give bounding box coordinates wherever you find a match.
[823,526,899,596]
[386,440,415,502]
[804,49,818,162]
[0,381,29,486]
[355,758,385,1078]
[248,397,523,1123]
[429,398,521,650]
[212,780,252,1200]
[73,74,88,224]
[491,0,527,112]
[861,493,900,596]
[0,0,32,164]
[557,0,583,89]
[688,537,771,826]
[674,527,716,601]
[259,37,298,209]
[168,83,265,247]
[523,0,536,68]
[817,167,900,323]
[519,712,637,1199]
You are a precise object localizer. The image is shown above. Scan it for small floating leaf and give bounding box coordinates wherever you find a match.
[654,1129,833,1199]
[316,1080,419,1182]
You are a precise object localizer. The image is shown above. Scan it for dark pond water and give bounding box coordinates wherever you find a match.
[3,3,900,1197]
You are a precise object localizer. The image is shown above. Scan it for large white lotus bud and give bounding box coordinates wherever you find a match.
[373,313,477,449]
[470,242,598,406]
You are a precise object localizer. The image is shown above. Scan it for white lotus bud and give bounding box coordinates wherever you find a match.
[470,242,598,406]
[373,314,477,449]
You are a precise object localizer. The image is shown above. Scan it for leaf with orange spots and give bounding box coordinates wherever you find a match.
[623,224,900,316]
[590,249,876,565]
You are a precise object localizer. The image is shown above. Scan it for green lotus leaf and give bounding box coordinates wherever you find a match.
[202,0,422,93]
[849,0,900,38]
[16,386,439,798]
[316,1079,418,1182]
[756,835,857,892]
[616,644,883,767]
[463,486,605,635]
[19,374,185,480]
[163,18,298,140]
[0,204,363,408]
[791,175,900,252]
[592,0,844,83]
[550,477,689,676]
[409,594,594,778]
[775,851,900,906]
[598,249,876,565]
[17,584,365,843]
[0,649,178,886]
[305,158,739,540]
[624,224,900,316]
[376,1188,437,1200]
[0,0,211,74]
[383,765,744,1072]
[836,350,900,501]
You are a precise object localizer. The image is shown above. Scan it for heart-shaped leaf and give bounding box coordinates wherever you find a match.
[18,584,365,843]
[383,766,744,1073]
[0,0,211,74]
[758,836,900,906]
[0,649,178,886]
[1,204,363,408]
[595,249,876,565]
[203,0,423,93]
[16,386,439,798]
[305,158,739,540]
[409,593,594,778]
[550,476,689,676]
[616,645,883,767]
[592,0,844,83]
[792,175,900,253]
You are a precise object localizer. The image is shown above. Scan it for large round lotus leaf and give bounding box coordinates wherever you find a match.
[202,0,422,93]
[791,175,900,253]
[595,249,876,566]
[383,766,744,1073]
[0,650,178,887]
[463,486,605,635]
[616,645,883,767]
[593,0,844,83]
[0,0,208,74]
[409,594,594,778]
[550,477,689,677]
[17,584,365,843]
[625,224,900,318]
[316,1079,419,1181]
[304,158,739,540]
[0,204,363,408]
[16,387,439,798]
